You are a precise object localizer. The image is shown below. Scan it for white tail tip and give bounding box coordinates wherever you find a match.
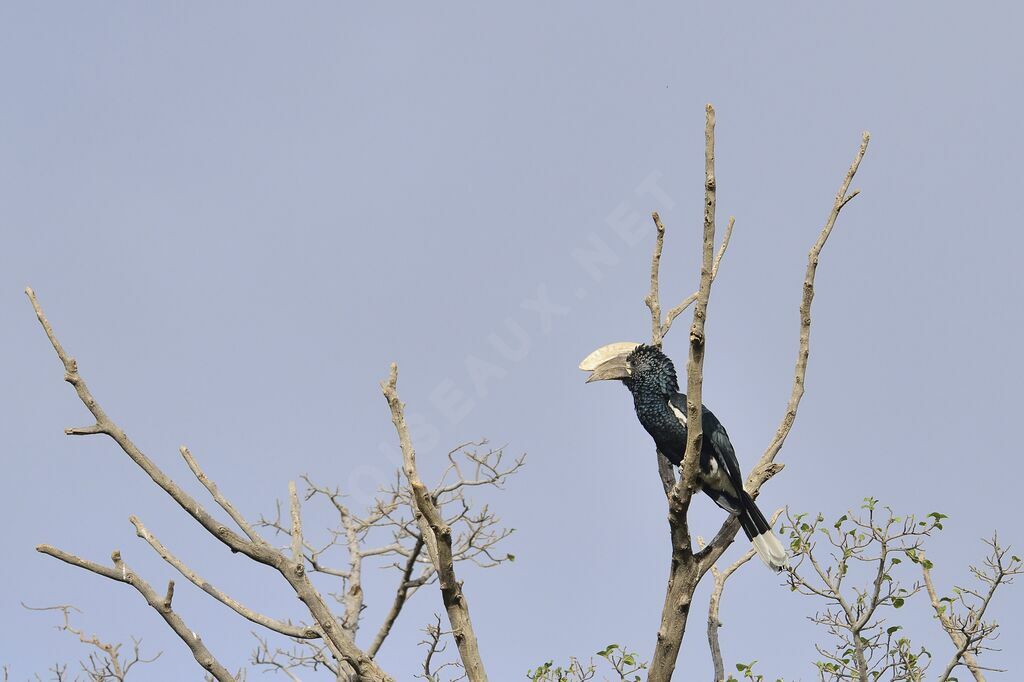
[751,530,788,572]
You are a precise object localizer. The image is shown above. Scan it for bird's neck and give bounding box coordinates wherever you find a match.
[628,379,678,426]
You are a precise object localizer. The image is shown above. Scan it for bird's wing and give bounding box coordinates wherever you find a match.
[670,394,746,490]
[703,407,747,495]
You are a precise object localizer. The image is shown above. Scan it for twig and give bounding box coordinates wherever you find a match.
[180,446,263,544]
[381,364,489,682]
[34,546,235,681]
[644,212,668,347]
[645,213,734,348]
[23,602,164,680]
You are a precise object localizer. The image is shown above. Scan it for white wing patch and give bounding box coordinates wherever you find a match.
[669,402,687,426]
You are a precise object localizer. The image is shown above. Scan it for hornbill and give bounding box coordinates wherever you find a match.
[580,342,787,571]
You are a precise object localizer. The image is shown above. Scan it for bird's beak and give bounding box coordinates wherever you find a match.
[579,342,639,383]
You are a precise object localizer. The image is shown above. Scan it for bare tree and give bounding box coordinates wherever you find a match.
[24,290,519,681]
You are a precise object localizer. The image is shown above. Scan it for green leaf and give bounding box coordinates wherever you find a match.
[893,597,905,608]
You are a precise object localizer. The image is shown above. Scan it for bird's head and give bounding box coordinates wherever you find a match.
[579,342,679,395]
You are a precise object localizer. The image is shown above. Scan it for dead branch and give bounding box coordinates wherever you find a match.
[754,131,871,477]
[646,211,735,349]
[129,515,317,640]
[417,615,467,682]
[33,547,235,681]
[26,288,393,682]
[368,535,426,657]
[180,446,262,544]
[381,364,488,682]
[700,509,783,681]
[647,103,719,681]
[248,441,516,667]
[646,208,733,497]
[251,634,342,682]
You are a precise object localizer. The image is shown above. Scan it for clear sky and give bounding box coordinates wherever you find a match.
[2,3,1022,680]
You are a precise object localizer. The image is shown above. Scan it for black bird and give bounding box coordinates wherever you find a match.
[580,342,787,571]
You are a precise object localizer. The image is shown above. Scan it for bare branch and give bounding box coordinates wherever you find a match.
[129,515,317,640]
[180,446,263,544]
[368,535,426,658]
[645,212,734,348]
[34,546,236,681]
[251,634,346,682]
[417,614,466,682]
[662,216,734,342]
[752,132,871,484]
[26,289,264,562]
[655,450,676,497]
[648,103,719,682]
[381,364,488,682]
[26,289,393,682]
[644,211,667,346]
[702,509,783,681]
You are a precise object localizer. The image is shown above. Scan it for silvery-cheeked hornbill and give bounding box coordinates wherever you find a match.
[580,342,787,571]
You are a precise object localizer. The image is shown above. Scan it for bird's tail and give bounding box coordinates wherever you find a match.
[737,492,788,572]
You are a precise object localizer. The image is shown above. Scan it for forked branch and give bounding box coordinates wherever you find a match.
[381,364,489,682]
[34,546,236,681]
[26,289,393,682]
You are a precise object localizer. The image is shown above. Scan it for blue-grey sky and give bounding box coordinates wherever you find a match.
[3,3,1022,679]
